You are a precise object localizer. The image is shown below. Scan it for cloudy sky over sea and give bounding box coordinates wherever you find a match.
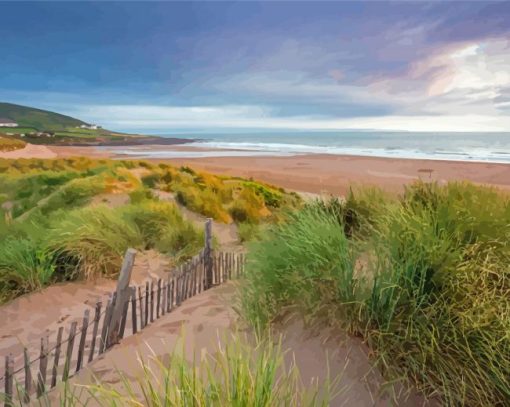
[1,1,510,133]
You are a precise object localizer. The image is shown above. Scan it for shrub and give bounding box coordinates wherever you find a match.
[243,181,283,207]
[141,172,161,188]
[230,188,269,224]
[179,165,195,175]
[174,185,231,223]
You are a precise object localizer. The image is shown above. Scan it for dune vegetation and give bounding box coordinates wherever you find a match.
[56,332,339,406]
[0,135,26,152]
[239,181,510,406]
[0,157,300,303]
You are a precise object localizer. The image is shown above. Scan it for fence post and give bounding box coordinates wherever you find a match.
[63,321,77,381]
[4,354,13,407]
[204,218,213,289]
[37,335,49,397]
[23,348,32,402]
[131,287,138,334]
[76,309,90,373]
[51,327,64,388]
[88,301,101,363]
[108,248,136,346]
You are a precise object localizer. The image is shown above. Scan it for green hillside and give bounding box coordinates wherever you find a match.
[0,102,86,131]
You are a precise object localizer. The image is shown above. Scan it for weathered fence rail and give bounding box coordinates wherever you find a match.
[0,219,245,406]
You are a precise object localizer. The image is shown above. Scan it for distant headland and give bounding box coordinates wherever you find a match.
[0,102,192,146]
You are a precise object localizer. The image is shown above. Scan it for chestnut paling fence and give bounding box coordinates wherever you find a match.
[0,219,245,406]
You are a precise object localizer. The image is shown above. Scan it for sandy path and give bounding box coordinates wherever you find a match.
[44,284,431,406]
[154,189,241,251]
[0,197,237,377]
[0,250,171,370]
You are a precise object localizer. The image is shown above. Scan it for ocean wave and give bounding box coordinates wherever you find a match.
[106,139,510,164]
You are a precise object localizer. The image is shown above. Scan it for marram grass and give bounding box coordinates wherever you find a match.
[0,157,299,302]
[239,181,510,406]
[50,332,341,406]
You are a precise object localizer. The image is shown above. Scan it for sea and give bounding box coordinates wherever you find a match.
[109,131,510,164]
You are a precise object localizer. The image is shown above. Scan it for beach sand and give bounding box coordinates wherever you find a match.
[0,143,57,159]
[2,143,509,195]
[158,154,510,195]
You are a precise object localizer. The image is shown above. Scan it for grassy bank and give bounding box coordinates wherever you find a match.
[0,135,25,152]
[238,181,510,405]
[0,157,299,303]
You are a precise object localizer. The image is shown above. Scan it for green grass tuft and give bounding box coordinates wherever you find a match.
[238,181,510,405]
[59,332,340,406]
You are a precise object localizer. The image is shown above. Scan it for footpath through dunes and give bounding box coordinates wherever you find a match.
[154,189,242,252]
[45,284,431,406]
[0,250,172,367]
[0,171,243,366]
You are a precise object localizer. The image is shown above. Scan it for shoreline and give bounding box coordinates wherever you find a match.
[1,143,509,195]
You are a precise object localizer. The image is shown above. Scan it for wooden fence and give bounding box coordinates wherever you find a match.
[0,219,245,406]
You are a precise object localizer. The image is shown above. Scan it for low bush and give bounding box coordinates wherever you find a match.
[230,188,269,224]
[243,181,283,207]
[174,185,231,223]
[141,172,161,188]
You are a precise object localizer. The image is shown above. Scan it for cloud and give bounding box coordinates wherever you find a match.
[366,38,510,115]
[73,103,510,133]
[212,37,510,123]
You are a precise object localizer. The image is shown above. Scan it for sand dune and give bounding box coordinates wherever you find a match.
[0,143,57,159]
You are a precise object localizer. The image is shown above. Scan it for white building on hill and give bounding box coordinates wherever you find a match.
[0,118,18,127]
[79,124,101,130]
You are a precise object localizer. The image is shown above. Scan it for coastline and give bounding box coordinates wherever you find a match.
[1,143,509,196]
[160,153,510,195]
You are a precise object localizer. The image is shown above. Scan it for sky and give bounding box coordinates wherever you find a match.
[1,1,510,133]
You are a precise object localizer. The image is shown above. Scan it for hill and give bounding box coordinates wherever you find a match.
[0,102,185,146]
[0,102,86,131]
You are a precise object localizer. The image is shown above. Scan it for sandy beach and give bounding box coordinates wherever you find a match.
[2,143,509,195]
[161,154,510,195]
[57,144,510,195]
